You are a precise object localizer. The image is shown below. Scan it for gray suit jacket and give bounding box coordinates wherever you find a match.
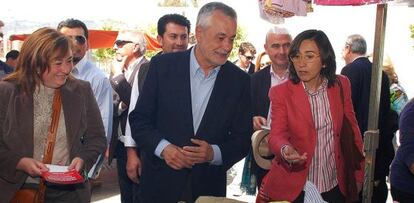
[0,78,107,203]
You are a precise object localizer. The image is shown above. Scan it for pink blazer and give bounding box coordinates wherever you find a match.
[262,76,364,201]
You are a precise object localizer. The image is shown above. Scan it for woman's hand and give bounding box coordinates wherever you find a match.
[282,145,307,165]
[16,157,49,177]
[68,157,84,172]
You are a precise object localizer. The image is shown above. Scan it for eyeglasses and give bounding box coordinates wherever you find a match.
[244,55,255,61]
[114,40,134,47]
[68,35,87,45]
[290,53,320,63]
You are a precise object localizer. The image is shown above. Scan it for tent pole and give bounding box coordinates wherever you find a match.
[362,3,387,203]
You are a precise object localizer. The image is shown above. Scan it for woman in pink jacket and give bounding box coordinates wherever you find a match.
[257,29,364,203]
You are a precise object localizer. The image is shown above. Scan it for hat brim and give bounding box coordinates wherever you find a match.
[251,129,272,170]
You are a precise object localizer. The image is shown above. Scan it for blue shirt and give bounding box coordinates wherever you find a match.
[72,56,113,144]
[0,61,13,78]
[155,47,223,165]
[390,99,414,195]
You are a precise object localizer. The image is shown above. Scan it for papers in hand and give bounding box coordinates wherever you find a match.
[41,164,84,184]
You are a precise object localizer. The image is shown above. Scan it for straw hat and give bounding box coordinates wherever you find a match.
[251,129,274,170]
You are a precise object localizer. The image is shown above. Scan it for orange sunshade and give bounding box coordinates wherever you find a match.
[9,30,160,51]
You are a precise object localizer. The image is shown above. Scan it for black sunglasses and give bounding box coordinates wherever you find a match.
[68,35,87,45]
[114,40,134,47]
[245,55,255,60]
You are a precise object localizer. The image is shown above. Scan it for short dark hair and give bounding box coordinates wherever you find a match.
[157,14,191,36]
[288,29,337,88]
[57,18,89,39]
[6,50,19,60]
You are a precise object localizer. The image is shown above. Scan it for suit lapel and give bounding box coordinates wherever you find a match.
[195,63,228,136]
[128,57,149,85]
[263,68,271,109]
[289,82,315,128]
[328,80,342,135]
[179,51,195,136]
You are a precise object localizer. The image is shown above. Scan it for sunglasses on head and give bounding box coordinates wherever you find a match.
[114,40,134,47]
[68,35,87,45]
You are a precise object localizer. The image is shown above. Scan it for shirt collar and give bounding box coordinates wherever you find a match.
[127,56,144,70]
[351,55,366,63]
[73,54,88,75]
[303,78,328,96]
[190,46,221,78]
[269,65,289,80]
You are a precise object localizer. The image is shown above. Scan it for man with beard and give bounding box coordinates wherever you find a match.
[57,18,113,179]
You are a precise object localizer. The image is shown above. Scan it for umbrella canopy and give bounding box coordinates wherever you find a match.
[8,30,161,51]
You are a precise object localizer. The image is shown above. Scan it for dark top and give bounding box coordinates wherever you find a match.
[341,57,393,178]
[0,61,13,78]
[129,48,252,203]
[390,99,414,195]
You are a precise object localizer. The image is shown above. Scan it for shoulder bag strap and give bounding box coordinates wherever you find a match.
[36,89,62,203]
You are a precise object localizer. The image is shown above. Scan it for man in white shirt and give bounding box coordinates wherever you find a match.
[110,29,148,203]
[57,19,113,179]
[249,26,292,189]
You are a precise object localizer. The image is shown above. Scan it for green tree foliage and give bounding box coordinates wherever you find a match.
[411,24,414,49]
[229,25,246,61]
[158,0,188,7]
[91,21,121,64]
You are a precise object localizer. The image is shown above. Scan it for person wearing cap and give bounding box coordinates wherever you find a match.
[257,30,364,202]
[129,2,252,202]
[249,26,292,192]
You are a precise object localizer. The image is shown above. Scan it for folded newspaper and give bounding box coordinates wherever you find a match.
[41,164,84,184]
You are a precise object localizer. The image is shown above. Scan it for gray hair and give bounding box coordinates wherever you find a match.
[346,34,367,55]
[265,26,292,42]
[196,2,237,28]
[118,29,147,54]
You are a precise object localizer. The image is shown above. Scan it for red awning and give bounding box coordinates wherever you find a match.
[8,30,161,51]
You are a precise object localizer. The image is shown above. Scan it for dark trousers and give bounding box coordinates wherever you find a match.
[391,186,414,203]
[115,140,140,203]
[321,185,345,203]
[357,177,388,203]
[372,177,388,203]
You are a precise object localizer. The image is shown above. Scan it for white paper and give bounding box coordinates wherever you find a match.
[46,164,69,172]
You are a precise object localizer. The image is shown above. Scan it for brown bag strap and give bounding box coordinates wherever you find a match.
[36,89,62,203]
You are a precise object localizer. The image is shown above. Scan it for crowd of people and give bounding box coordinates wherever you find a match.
[0,1,413,203]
